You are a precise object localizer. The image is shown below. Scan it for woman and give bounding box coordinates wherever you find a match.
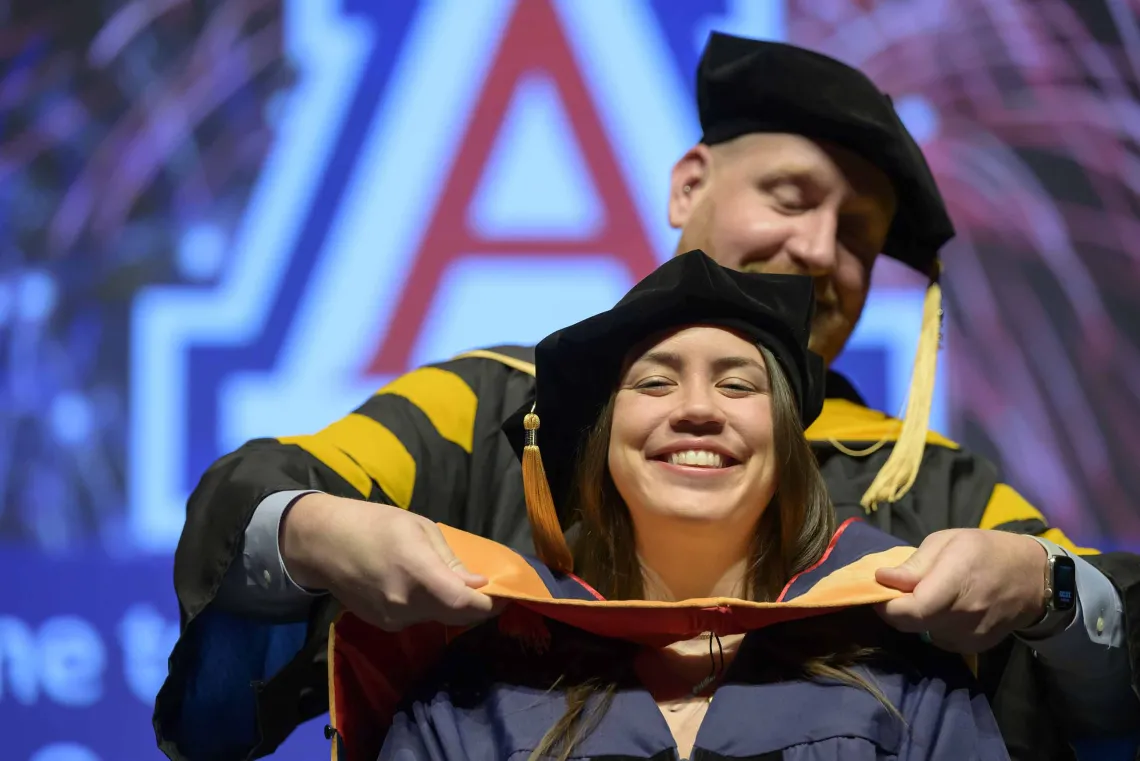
[327,250,1007,761]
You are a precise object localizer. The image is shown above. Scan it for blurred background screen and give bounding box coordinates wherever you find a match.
[3,0,1139,759]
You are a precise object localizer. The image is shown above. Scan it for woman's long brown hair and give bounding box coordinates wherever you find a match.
[528,345,899,761]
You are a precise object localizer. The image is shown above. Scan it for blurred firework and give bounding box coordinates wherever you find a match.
[0,0,291,550]
[791,0,1140,546]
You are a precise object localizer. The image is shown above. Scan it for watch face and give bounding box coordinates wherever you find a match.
[1053,555,1077,611]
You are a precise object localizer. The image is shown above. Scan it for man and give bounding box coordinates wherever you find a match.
[155,34,1140,761]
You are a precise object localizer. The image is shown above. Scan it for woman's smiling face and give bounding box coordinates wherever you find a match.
[608,325,778,532]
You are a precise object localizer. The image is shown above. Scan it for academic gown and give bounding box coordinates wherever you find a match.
[154,346,1140,761]
[328,519,1008,761]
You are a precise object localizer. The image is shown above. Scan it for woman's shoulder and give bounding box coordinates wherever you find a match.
[827,516,912,555]
[779,517,911,602]
[517,552,608,601]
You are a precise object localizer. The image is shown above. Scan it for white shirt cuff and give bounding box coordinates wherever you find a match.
[213,490,326,621]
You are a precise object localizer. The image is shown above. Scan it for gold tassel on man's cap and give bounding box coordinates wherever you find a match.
[521,405,575,573]
[857,263,943,512]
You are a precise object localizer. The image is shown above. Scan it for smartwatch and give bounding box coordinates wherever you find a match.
[1020,536,1077,636]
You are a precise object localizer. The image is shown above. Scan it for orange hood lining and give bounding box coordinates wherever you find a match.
[439,522,913,612]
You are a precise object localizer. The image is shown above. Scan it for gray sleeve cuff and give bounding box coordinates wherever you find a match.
[213,490,327,621]
[1017,539,1137,734]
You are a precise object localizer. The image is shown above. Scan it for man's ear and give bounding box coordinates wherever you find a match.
[668,144,713,229]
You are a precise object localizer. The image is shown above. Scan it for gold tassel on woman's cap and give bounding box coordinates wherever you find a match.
[522,405,575,573]
[853,265,944,512]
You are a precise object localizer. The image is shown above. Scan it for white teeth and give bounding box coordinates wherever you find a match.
[667,450,726,468]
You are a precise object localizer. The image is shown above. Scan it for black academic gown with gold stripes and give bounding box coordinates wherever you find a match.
[153,346,1140,761]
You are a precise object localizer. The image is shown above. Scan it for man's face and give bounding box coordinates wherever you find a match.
[668,133,897,366]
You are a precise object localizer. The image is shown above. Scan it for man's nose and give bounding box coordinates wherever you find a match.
[785,211,839,277]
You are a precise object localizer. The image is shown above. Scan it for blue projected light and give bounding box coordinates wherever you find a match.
[692,0,787,48]
[176,222,229,282]
[831,347,890,412]
[29,745,101,761]
[17,270,57,323]
[128,0,379,551]
[128,0,702,547]
[50,391,95,446]
[894,94,941,145]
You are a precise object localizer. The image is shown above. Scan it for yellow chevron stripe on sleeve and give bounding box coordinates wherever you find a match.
[1039,527,1100,556]
[278,434,373,499]
[979,484,1046,530]
[378,367,477,453]
[980,485,1100,555]
[281,413,416,509]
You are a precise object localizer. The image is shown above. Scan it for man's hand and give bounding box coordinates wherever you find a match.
[874,528,1050,652]
[280,493,499,631]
